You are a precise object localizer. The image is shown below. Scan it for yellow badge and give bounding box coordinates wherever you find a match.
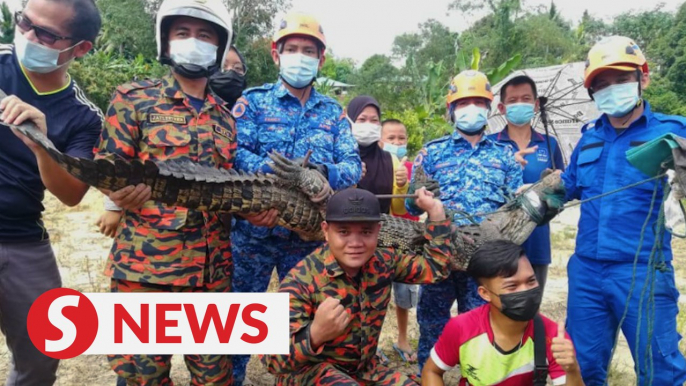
[148,114,188,125]
[214,125,233,139]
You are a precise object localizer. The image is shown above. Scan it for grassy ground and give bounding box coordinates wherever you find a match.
[0,191,683,385]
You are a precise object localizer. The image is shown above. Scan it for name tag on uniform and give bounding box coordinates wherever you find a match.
[148,114,188,125]
[214,125,232,139]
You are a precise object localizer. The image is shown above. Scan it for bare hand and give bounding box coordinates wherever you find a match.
[515,146,537,168]
[241,208,279,228]
[361,162,367,179]
[415,187,445,221]
[395,157,408,187]
[0,95,47,152]
[109,184,152,211]
[310,297,350,349]
[551,320,580,374]
[96,210,123,238]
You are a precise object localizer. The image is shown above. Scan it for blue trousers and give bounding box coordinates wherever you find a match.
[416,270,486,374]
[567,254,686,385]
[230,227,321,385]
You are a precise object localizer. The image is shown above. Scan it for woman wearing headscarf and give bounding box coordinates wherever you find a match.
[209,45,248,108]
[346,95,408,215]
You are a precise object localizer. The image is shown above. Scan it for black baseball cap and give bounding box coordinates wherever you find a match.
[325,188,382,222]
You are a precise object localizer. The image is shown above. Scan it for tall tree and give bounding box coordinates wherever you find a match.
[95,0,157,57]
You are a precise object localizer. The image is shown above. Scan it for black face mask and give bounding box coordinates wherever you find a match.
[492,286,543,322]
[209,70,247,108]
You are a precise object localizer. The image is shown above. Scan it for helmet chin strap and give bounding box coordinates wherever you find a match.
[161,56,220,80]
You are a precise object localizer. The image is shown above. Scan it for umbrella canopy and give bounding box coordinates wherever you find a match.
[486,62,601,166]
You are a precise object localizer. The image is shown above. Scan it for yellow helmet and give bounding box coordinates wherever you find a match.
[446,70,493,106]
[272,12,326,52]
[584,35,649,88]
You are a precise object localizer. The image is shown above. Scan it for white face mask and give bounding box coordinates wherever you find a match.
[279,53,320,89]
[453,104,489,134]
[14,29,80,74]
[168,38,218,69]
[351,122,381,147]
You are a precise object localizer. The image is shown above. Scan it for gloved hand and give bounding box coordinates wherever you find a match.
[292,157,329,181]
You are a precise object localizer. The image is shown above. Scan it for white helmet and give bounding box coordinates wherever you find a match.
[156,0,233,77]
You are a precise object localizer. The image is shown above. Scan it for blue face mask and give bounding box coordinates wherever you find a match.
[593,82,640,118]
[279,53,320,89]
[14,28,80,74]
[453,104,489,134]
[505,103,535,126]
[383,142,408,158]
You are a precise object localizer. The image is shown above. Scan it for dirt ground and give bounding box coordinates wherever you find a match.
[0,190,684,386]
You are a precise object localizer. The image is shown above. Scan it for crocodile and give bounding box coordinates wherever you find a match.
[0,88,566,270]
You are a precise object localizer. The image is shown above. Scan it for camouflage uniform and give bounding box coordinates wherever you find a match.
[94,74,236,386]
[231,81,361,383]
[260,219,452,386]
[405,132,523,373]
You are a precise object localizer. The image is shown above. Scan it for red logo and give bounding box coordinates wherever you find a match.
[27,288,98,359]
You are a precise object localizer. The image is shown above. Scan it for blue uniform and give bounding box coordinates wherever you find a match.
[490,128,564,268]
[406,132,523,373]
[230,81,361,384]
[562,101,686,385]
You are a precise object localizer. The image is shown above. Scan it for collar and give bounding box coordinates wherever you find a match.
[497,126,546,143]
[324,249,346,278]
[452,130,491,146]
[160,73,219,111]
[15,49,72,96]
[274,80,321,106]
[596,100,653,131]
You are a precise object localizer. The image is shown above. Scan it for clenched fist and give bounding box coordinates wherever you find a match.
[309,297,351,350]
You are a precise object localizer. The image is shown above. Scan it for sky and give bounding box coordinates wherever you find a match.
[3,0,684,64]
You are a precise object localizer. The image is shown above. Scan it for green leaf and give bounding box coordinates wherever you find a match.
[471,47,482,70]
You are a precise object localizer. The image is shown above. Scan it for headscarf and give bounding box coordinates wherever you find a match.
[209,45,247,108]
[346,95,394,214]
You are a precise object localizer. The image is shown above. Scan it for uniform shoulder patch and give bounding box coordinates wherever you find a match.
[413,148,428,166]
[117,79,160,95]
[232,98,249,119]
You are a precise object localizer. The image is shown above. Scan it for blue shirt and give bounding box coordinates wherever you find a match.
[232,81,362,239]
[490,127,565,265]
[406,132,523,226]
[0,45,103,242]
[562,101,685,262]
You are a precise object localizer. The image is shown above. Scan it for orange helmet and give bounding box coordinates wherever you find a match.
[272,12,326,53]
[584,35,649,88]
[446,70,493,106]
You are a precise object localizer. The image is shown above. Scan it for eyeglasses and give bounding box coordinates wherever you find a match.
[14,11,75,45]
[227,62,247,76]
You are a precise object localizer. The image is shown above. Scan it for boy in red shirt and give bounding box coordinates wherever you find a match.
[422,240,584,386]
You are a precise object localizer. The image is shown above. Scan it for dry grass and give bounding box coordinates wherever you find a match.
[0,196,683,386]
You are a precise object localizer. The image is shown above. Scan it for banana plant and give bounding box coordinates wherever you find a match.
[455,47,522,84]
